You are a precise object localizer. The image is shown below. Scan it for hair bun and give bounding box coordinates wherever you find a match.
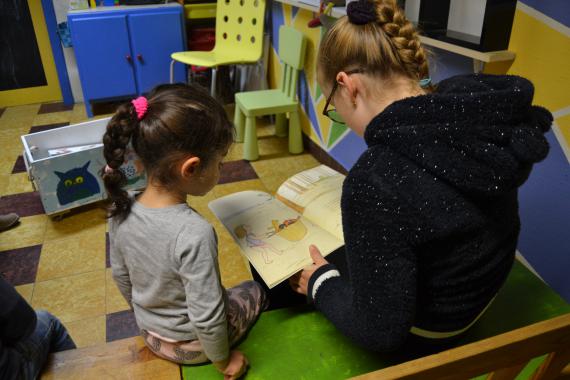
[347,0,377,25]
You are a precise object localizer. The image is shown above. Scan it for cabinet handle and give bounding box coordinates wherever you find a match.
[137,54,143,62]
[126,54,132,62]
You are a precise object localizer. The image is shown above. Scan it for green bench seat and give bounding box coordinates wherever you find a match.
[182,260,570,379]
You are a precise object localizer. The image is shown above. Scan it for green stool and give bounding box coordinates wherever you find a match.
[233,26,307,161]
[182,260,570,379]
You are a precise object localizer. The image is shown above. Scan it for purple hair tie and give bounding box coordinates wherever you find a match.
[347,0,377,25]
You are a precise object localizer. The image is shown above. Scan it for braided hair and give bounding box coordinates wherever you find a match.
[101,83,234,222]
[319,0,433,91]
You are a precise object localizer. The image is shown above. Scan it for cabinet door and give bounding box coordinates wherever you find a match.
[128,10,186,94]
[69,15,137,101]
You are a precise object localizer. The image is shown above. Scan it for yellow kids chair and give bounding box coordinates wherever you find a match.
[170,0,266,97]
[234,25,307,161]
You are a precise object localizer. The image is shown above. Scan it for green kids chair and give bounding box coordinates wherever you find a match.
[234,25,307,161]
[170,0,266,97]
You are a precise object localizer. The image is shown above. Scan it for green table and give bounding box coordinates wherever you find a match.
[182,260,570,379]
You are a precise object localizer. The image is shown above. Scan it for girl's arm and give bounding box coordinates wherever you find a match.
[109,236,132,307]
[177,225,230,364]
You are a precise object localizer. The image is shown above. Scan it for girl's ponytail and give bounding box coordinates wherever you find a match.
[102,103,138,222]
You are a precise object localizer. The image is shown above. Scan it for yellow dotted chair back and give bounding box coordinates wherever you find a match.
[214,0,266,62]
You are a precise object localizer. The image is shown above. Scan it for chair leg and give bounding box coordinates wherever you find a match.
[288,111,303,154]
[234,105,245,143]
[210,67,218,98]
[170,60,175,84]
[275,113,287,137]
[244,116,259,161]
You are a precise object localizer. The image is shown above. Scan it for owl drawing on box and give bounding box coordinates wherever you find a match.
[54,161,100,205]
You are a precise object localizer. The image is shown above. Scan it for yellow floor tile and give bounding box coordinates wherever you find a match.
[224,143,244,162]
[0,151,21,176]
[0,214,47,251]
[226,139,290,164]
[217,228,252,288]
[64,315,106,349]
[32,111,72,127]
[36,230,106,282]
[92,113,114,121]
[213,178,268,199]
[256,118,277,138]
[32,270,106,323]
[1,172,34,196]
[69,104,89,124]
[259,173,294,195]
[106,268,130,314]
[251,153,319,179]
[0,174,8,195]
[0,127,23,142]
[44,206,107,241]
[257,136,290,158]
[0,104,40,131]
[15,283,34,304]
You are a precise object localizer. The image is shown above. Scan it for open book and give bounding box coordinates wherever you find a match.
[209,165,345,288]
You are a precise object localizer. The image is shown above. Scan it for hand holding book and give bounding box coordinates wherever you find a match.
[288,245,329,296]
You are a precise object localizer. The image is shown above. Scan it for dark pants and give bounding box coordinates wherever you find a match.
[251,247,348,311]
[13,310,76,380]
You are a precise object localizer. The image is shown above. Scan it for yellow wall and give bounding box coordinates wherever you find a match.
[0,0,62,107]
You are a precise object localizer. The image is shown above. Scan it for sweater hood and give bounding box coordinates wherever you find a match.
[364,74,552,197]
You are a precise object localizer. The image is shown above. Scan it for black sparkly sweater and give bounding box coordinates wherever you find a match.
[307,74,552,352]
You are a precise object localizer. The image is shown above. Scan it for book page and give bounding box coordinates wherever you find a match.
[303,190,343,241]
[276,165,344,241]
[209,191,343,288]
[276,165,344,209]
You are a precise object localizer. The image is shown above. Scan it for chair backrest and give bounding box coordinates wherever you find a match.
[214,0,266,62]
[351,312,570,380]
[278,25,306,101]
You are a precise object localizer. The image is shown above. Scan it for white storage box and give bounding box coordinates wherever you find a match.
[21,117,146,216]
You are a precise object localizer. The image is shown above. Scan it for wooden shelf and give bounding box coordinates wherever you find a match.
[419,35,515,63]
[273,0,515,67]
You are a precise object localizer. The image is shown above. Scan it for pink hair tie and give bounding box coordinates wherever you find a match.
[131,96,148,120]
[104,165,114,174]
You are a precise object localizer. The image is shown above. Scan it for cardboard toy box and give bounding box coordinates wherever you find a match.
[21,117,146,216]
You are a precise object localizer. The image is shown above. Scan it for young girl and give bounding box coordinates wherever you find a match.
[289,0,552,354]
[102,83,267,379]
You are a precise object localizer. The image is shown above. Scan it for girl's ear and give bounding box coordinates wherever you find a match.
[180,156,201,179]
[336,72,358,104]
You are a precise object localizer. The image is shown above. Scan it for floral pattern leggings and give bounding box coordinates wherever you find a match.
[141,280,268,364]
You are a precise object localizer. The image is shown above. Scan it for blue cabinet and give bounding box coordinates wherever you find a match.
[69,4,186,117]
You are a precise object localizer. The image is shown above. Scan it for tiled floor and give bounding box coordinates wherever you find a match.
[0,101,320,349]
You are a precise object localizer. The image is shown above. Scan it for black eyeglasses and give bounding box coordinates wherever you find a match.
[322,69,365,124]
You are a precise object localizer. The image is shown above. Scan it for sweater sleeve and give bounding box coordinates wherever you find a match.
[176,225,229,363]
[109,223,133,307]
[307,175,418,352]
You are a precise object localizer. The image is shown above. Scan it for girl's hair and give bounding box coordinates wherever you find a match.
[102,83,234,222]
[318,0,432,90]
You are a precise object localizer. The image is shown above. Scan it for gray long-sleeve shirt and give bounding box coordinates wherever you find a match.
[109,200,229,362]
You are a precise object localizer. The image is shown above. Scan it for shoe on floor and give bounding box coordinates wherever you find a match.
[0,213,20,232]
